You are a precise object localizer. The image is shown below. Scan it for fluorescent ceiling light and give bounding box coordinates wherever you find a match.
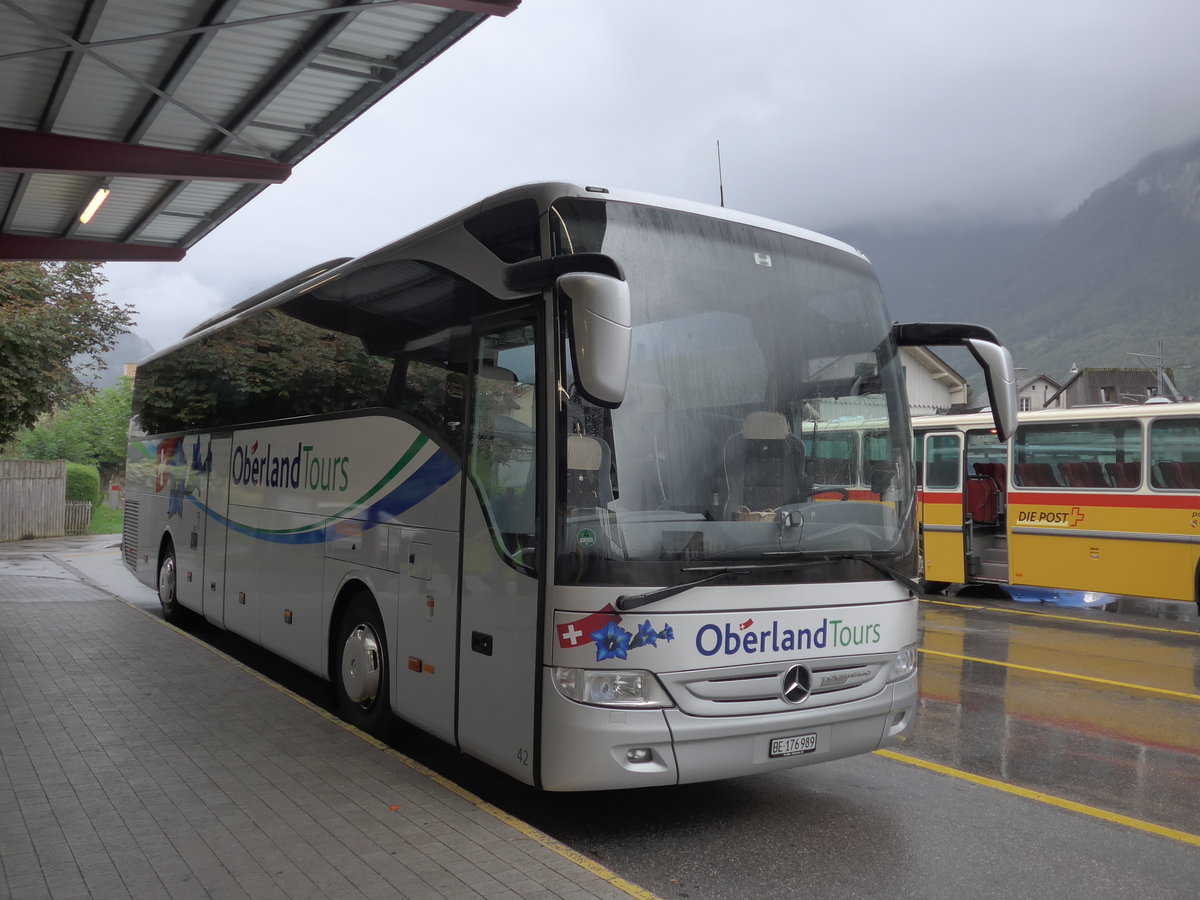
[79,188,110,224]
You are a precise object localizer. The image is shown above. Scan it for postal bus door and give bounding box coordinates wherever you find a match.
[921,431,967,585]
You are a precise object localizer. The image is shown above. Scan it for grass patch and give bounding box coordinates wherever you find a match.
[91,504,124,535]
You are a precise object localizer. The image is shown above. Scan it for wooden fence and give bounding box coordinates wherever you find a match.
[65,501,93,536]
[0,460,67,542]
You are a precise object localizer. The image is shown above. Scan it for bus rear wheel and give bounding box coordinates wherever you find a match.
[335,591,392,735]
[157,542,184,624]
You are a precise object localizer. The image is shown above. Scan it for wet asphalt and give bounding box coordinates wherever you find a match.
[4,536,1198,899]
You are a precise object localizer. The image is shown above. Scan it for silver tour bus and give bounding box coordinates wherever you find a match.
[124,182,1016,790]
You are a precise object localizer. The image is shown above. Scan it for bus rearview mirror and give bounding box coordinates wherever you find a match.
[891,321,1018,441]
[559,272,631,408]
[966,337,1018,442]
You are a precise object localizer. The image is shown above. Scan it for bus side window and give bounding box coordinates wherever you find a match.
[468,325,539,568]
[400,359,467,450]
[924,435,961,489]
[1150,418,1200,490]
[806,433,855,486]
[1016,420,1141,490]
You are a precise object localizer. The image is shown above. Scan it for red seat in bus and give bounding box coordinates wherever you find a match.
[973,462,1007,489]
[965,476,998,525]
[1016,462,1058,487]
[1161,460,1200,490]
[1058,461,1108,487]
[1105,461,1141,488]
[1183,462,1200,489]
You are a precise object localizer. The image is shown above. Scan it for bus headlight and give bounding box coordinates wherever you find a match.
[553,667,674,708]
[890,644,918,681]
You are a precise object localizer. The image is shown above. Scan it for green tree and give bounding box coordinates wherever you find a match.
[0,261,134,445]
[132,309,390,434]
[16,378,133,482]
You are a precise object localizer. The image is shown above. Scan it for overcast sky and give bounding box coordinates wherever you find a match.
[103,0,1200,352]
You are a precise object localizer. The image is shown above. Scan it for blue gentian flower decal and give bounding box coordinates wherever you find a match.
[629,620,658,649]
[567,608,672,660]
[190,438,212,474]
[167,480,184,518]
[592,621,632,661]
[166,441,186,519]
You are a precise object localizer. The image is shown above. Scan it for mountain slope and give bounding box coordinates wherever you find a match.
[76,330,155,390]
[836,221,1045,324]
[834,137,1200,397]
[972,139,1200,392]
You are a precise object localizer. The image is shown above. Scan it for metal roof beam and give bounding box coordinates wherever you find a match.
[0,1,519,63]
[0,129,292,183]
[285,12,479,161]
[306,61,387,82]
[0,234,185,262]
[40,0,110,129]
[120,0,369,244]
[209,1,364,148]
[1,0,109,233]
[123,0,242,144]
[5,0,276,159]
[419,1,520,13]
[177,10,482,249]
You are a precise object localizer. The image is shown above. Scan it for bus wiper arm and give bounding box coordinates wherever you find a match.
[616,569,744,611]
[616,555,920,612]
[616,559,849,611]
[827,553,922,597]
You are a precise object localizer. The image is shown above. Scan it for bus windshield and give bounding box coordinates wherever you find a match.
[552,198,914,585]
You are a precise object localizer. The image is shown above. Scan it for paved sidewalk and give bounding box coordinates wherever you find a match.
[0,538,651,900]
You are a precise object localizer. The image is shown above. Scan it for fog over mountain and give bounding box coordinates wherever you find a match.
[837,136,1200,397]
[77,330,156,391]
[113,129,1200,404]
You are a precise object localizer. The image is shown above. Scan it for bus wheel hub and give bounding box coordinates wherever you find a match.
[158,555,175,600]
[342,624,381,705]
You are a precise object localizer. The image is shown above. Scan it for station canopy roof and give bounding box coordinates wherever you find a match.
[0,0,519,263]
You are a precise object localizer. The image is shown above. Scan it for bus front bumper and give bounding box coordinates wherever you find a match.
[537,669,917,791]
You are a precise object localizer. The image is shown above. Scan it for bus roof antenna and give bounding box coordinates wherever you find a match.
[716,140,726,208]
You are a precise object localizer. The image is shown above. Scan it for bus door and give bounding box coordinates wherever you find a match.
[921,431,966,584]
[455,314,542,785]
[963,429,1008,583]
[168,433,206,614]
[201,435,232,627]
[169,433,230,624]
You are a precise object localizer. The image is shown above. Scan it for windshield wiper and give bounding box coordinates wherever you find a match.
[828,553,922,597]
[616,568,748,611]
[615,554,920,612]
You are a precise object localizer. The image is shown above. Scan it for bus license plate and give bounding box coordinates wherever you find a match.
[769,733,817,758]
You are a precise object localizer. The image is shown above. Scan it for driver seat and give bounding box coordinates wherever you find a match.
[565,434,613,510]
[723,411,808,519]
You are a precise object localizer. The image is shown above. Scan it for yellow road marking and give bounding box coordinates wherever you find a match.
[919,647,1200,701]
[125,601,663,900]
[922,597,1199,638]
[875,749,1200,849]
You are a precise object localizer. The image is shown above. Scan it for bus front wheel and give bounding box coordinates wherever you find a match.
[157,542,184,624]
[335,591,392,735]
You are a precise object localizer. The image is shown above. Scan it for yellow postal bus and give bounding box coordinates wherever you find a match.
[913,403,1200,610]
